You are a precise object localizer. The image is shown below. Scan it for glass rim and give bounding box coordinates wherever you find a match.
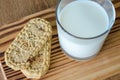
[56,0,116,40]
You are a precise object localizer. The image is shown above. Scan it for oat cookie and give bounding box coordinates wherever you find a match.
[21,38,51,79]
[5,18,52,72]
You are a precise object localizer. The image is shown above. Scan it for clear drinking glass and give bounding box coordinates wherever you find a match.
[56,0,116,60]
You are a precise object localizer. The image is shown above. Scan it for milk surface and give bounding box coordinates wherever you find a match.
[57,0,109,58]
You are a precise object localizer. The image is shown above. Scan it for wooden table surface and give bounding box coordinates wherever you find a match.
[0,0,120,80]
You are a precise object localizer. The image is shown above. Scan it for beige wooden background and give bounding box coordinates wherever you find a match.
[0,0,58,26]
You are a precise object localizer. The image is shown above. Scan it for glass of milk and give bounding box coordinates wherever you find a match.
[56,0,116,60]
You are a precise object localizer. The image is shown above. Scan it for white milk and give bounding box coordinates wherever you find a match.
[57,1,109,59]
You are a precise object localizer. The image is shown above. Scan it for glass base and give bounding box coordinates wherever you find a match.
[60,46,99,61]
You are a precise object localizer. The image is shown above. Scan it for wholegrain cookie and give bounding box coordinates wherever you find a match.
[5,18,52,70]
[21,38,51,79]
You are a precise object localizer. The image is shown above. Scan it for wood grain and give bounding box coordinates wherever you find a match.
[0,0,120,80]
[0,0,58,26]
[0,62,7,80]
